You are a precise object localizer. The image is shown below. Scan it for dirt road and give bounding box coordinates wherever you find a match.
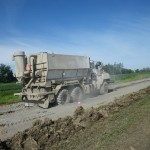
[0,78,150,140]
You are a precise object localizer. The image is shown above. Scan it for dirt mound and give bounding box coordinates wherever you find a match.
[1,86,150,150]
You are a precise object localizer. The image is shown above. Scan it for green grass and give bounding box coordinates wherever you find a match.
[111,72,150,83]
[0,82,22,105]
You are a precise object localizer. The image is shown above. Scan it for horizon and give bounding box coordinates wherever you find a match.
[0,0,150,70]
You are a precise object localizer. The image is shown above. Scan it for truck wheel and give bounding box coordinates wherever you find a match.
[71,87,83,102]
[57,89,70,105]
[100,82,108,95]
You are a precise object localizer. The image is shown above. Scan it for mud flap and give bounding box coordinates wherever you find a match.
[23,96,35,107]
[100,82,108,95]
[38,99,49,109]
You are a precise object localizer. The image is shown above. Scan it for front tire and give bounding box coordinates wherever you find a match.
[100,82,108,95]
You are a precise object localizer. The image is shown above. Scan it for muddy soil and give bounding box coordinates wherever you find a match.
[0,86,150,150]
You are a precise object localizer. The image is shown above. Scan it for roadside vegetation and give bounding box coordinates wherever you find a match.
[0,64,21,105]
[102,62,150,83]
[111,72,150,83]
[0,82,21,105]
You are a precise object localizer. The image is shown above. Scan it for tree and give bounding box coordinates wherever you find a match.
[0,64,14,83]
[121,68,134,74]
[135,69,140,73]
[140,67,150,72]
[102,64,114,74]
[103,63,124,75]
[103,62,135,75]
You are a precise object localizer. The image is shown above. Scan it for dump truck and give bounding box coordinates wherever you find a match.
[13,51,112,108]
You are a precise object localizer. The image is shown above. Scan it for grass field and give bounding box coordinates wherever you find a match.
[0,82,22,105]
[111,72,150,83]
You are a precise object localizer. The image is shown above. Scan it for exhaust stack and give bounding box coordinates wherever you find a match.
[13,51,26,84]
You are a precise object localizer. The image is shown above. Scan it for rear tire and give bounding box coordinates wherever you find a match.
[57,89,70,105]
[100,82,108,95]
[71,87,83,102]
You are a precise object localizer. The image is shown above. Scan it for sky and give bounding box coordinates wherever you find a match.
[0,0,150,70]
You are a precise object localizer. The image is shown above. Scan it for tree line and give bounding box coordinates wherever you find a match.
[102,63,150,75]
[0,64,15,83]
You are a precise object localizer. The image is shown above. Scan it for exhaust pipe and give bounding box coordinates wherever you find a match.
[13,51,26,84]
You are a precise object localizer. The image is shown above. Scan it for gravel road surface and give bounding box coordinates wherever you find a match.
[0,78,150,140]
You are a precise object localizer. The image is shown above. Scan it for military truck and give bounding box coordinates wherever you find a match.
[13,51,112,108]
